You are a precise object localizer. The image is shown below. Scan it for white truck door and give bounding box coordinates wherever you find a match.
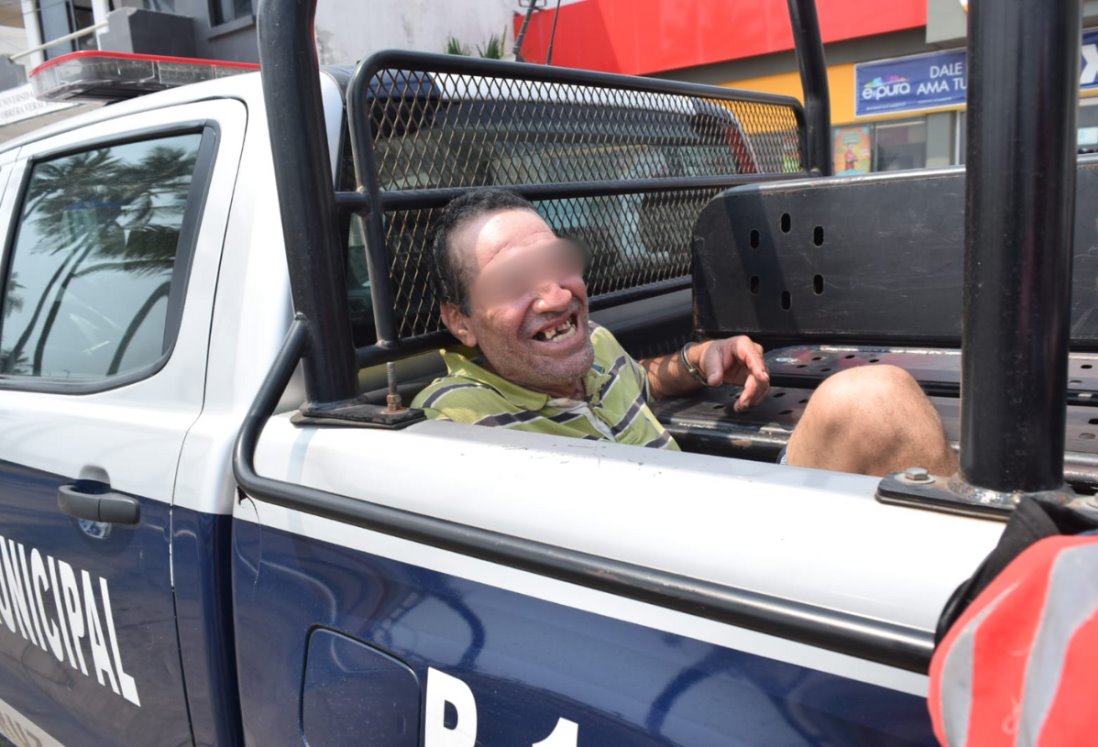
[0,99,246,746]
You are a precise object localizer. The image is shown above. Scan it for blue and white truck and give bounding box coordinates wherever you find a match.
[0,0,1091,744]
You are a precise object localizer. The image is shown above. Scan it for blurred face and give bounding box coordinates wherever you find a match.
[440,208,594,399]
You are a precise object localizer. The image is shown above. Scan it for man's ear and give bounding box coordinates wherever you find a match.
[440,303,477,347]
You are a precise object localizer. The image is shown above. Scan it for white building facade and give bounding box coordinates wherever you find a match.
[0,0,519,140]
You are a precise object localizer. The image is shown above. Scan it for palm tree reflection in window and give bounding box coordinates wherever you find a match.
[1,273,25,372]
[0,133,201,380]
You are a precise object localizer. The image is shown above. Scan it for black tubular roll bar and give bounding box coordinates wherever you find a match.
[334,173,803,213]
[786,0,831,175]
[256,0,358,405]
[959,0,1079,495]
[234,316,934,672]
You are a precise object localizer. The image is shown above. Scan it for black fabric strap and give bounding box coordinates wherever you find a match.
[935,496,1098,643]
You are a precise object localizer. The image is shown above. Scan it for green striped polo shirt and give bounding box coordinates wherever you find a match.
[411,323,678,450]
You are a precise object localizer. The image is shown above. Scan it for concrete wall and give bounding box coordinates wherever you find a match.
[14,0,517,71]
[0,25,26,58]
[108,0,257,62]
[924,0,967,46]
[172,0,258,63]
[0,26,27,89]
[98,9,197,58]
[927,0,1098,45]
[315,0,516,65]
[107,0,517,65]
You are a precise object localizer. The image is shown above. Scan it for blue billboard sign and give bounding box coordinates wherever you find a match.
[1082,29,1098,90]
[857,30,1098,118]
[854,49,966,117]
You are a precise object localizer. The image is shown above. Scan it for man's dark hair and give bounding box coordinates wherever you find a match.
[430,188,537,313]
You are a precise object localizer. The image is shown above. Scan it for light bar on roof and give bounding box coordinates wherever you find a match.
[29,51,259,103]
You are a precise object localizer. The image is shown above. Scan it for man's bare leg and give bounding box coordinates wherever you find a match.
[785,364,958,477]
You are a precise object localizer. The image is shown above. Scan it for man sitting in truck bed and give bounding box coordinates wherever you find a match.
[412,189,958,477]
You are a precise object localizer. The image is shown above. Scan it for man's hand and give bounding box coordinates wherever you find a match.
[642,335,769,406]
[694,336,770,411]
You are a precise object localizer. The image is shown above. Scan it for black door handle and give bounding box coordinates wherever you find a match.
[57,482,140,525]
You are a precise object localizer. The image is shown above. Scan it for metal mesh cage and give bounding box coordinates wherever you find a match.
[349,56,805,343]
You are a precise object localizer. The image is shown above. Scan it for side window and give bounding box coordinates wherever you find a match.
[210,0,253,26]
[0,132,203,383]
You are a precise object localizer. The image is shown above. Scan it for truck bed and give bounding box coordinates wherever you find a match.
[652,345,1098,491]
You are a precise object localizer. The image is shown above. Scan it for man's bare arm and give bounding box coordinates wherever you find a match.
[640,336,770,410]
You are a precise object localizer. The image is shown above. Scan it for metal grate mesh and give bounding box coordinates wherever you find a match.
[357,65,804,340]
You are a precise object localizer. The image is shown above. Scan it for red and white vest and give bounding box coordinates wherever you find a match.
[929,534,1098,745]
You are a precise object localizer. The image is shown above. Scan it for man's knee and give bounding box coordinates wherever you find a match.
[820,363,920,397]
[788,364,955,475]
[805,364,919,424]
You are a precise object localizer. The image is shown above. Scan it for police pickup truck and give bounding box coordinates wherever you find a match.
[0,0,1090,744]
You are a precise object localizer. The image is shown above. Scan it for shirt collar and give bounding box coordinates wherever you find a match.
[440,348,551,411]
[439,346,611,410]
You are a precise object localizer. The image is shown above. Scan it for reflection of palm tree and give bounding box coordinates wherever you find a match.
[25,144,195,263]
[645,648,820,743]
[3,272,23,316]
[4,249,85,374]
[2,139,197,375]
[0,273,26,371]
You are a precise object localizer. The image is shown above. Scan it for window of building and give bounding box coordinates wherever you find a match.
[0,133,203,382]
[831,117,935,173]
[1078,99,1098,154]
[210,0,253,26]
[959,101,1098,161]
[875,119,928,171]
[38,0,97,58]
[956,111,966,164]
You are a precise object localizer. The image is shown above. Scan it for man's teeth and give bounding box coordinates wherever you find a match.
[537,319,576,342]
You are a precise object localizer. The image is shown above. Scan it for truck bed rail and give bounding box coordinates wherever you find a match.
[234,316,936,673]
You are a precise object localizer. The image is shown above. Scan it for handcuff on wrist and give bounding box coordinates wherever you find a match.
[679,342,711,387]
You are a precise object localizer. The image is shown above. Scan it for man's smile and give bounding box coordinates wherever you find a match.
[529,310,585,348]
[533,314,579,343]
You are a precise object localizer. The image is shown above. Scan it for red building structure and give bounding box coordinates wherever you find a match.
[515,0,1098,171]
[515,0,925,76]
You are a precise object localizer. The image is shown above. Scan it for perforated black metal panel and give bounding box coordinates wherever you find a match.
[650,345,1098,490]
[345,52,806,349]
[693,158,1098,350]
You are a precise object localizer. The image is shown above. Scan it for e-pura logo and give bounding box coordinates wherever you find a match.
[861,75,910,101]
